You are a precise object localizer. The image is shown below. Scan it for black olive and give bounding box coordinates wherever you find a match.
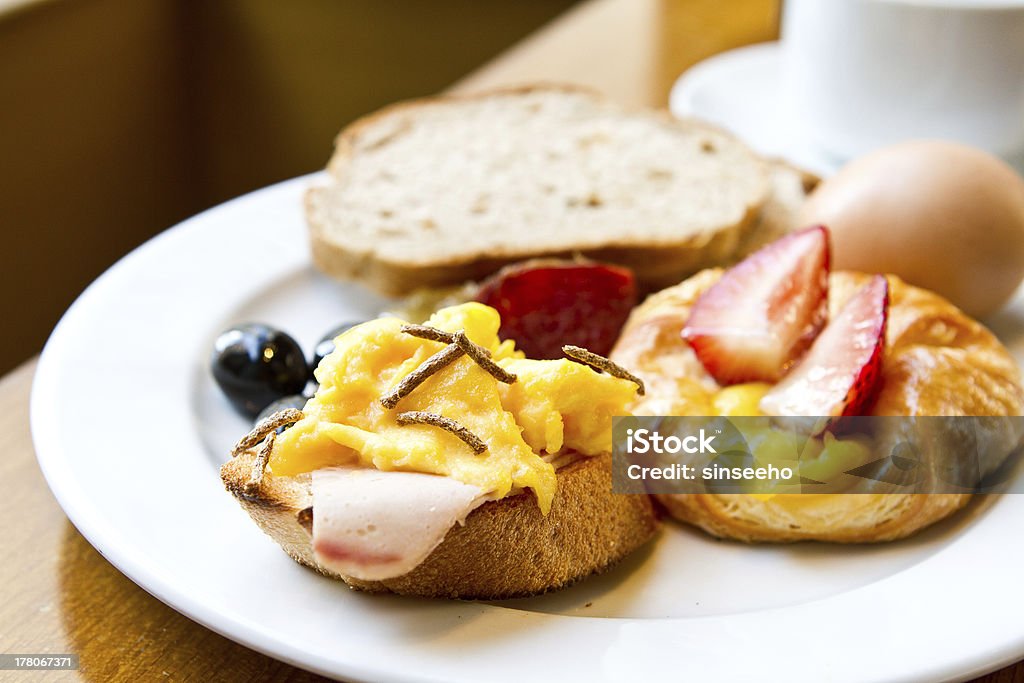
[310,321,365,379]
[212,324,308,417]
[255,394,309,433]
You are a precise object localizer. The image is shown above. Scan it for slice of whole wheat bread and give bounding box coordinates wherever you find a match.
[306,86,770,295]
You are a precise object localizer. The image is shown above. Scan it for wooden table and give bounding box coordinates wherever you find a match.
[4,0,1021,680]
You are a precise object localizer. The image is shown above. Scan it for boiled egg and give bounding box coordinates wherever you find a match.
[798,140,1024,318]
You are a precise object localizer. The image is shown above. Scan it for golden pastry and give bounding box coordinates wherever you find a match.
[611,228,1024,542]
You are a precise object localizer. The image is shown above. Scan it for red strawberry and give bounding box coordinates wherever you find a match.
[475,260,636,359]
[759,275,889,418]
[682,225,830,384]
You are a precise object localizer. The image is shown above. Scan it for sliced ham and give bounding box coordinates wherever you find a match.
[310,468,487,581]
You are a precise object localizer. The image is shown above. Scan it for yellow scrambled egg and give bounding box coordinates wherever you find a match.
[269,303,636,513]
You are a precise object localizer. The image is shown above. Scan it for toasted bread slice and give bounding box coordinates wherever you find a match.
[221,452,659,599]
[306,85,770,295]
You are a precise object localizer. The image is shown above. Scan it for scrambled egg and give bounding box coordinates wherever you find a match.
[269,303,636,513]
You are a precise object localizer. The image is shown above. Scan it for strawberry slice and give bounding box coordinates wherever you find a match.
[682,225,830,384]
[759,275,889,418]
[475,260,636,359]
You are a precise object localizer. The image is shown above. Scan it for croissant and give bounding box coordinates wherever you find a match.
[611,270,1024,542]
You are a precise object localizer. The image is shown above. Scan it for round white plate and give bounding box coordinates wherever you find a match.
[32,175,1024,682]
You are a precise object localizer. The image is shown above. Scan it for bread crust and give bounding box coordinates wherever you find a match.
[734,159,816,258]
[221,452,659,598]
[305,84,768,296]
[610,270,1024,542]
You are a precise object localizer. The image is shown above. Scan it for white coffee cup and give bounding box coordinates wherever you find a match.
[781,0,1024,161]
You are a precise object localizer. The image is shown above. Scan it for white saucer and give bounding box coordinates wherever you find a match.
[670,41,1024,177]
[669,42,844,176]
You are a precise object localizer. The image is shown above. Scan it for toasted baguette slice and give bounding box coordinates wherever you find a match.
[221,452,659,599]
[306,85,770,295]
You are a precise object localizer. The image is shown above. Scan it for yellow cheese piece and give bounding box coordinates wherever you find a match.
[269,303,635,514]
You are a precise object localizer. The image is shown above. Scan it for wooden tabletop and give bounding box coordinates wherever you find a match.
[5,0,1022,680]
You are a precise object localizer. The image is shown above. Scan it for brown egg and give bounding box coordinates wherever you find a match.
[798,140,1024,319]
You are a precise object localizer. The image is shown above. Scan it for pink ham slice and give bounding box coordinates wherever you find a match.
[311,468,487,581]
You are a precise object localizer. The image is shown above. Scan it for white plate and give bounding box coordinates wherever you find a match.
[31,175,1024,682]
